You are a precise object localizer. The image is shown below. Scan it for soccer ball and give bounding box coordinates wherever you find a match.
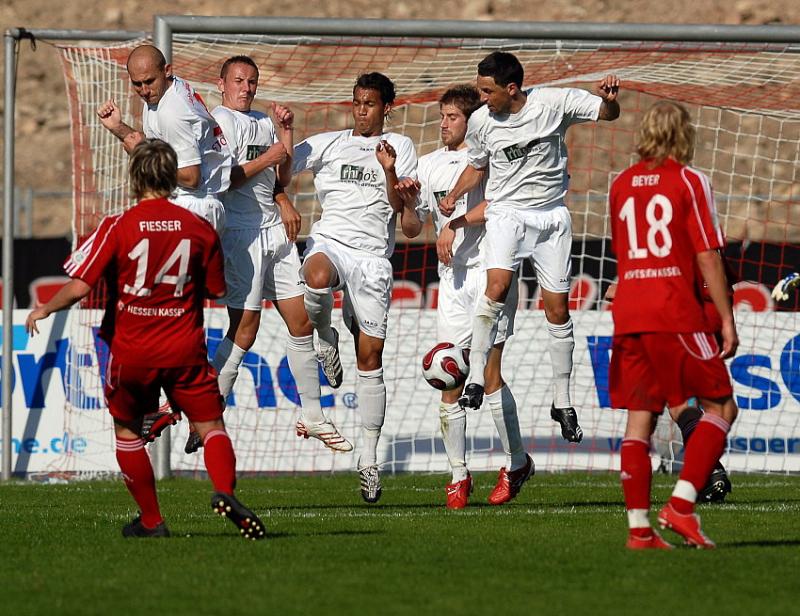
[421,342,470,391]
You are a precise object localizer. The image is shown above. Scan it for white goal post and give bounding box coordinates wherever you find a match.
[3,18,800,480]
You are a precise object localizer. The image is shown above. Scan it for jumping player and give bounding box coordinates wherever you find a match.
[440,51,621,444]
[609,101,739,550]
[210,55,351,453]
[411,85,533,508]
[25,139,265,540]
[292,72,422,502]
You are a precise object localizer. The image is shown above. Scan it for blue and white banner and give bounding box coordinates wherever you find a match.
[1,308,798,476]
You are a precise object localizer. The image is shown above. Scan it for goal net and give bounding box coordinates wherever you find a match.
[52,31,800,477]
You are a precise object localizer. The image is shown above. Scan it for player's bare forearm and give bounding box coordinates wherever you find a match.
[177,165,202,190]
[25,279,92,335]
[384,168,405,214]
[230,143,289,190]
[448,200,488,230]
[697,250,738,357]
[276,128,294,187]
[446,165,485,203]
[400,202,423,239]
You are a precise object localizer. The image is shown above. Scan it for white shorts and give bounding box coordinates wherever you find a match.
[303,235,392,340]
[172,193,225,234]
[437,265,517,348]
[221,224,303,310]
[484,203,572,293]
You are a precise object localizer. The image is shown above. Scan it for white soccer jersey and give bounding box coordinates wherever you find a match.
[292,129,417,259]
[142,76,232,199]
[466,87,602,209]
[416,147,485,271]
[212,105,281,229]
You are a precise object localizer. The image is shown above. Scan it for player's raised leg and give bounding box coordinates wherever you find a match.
[461,267,513,410]
[669,402,731,502]
[303,251,344,389]
[275,293,352,451]
[540,288,583,443]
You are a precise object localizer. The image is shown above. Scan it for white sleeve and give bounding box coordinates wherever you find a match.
[159,104,202,168]
[211,107,242,161]
[559,87,603,125]
[394,137,418,180]
[466,115,489,170]
[292,131,335,175]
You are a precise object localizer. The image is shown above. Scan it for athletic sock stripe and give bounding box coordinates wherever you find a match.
[115,438,145,451]
[622,437,650,446]
[700,413,731,433]
[203,429,229,445]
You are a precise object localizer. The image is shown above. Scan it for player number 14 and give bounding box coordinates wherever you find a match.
[123,238,192,297]
[619,194,673,259]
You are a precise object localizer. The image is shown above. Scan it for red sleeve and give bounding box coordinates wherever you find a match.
[63,215,119,287]
[205,231,226,298]
[680,167,724,254]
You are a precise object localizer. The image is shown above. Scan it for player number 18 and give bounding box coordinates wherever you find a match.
[123,238,192,297]
[619,194,673,259]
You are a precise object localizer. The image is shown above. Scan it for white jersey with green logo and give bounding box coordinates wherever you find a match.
[212,105,281,230]
[416,147,485,272]
[466,87,601,209]
[292,129,417,259]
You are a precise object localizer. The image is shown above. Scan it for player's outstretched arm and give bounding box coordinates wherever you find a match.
[440,166,485,216]
[696,250,738,358]
[596,75,621,121]
[96,99,144,153]
[772,272,800,302]
[25,279,92,336]
[229,143,288,189]
[395,177,423,239]
[272,102,295,187]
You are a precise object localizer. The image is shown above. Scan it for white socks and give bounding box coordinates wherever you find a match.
[547,318,574,409]
[485,385,527,471]
[212,336,247,398]
[287,333,325,424]
[439,401,468,483]
[356,367,386,468]
[304,286,337,348]
[467,295,504,388]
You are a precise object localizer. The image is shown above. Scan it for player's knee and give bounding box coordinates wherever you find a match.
[356,352,383,372]
[544,303,570,325]
[485,280,510,302]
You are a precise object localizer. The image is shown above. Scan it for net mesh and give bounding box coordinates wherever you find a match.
[51,33,800,476]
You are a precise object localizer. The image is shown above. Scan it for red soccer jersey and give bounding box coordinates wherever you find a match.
[64,198,225,367]
[609,158,724,334]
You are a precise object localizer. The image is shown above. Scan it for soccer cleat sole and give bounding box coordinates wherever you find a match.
[211,493,267,541]
[358,466,382,504]
[296,420,353,452]
[550,405,584,443]
[697,468,732,503]
[458,384,484,410]
[184,431,204,454]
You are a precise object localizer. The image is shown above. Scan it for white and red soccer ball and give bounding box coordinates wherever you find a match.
[421,342,470,391]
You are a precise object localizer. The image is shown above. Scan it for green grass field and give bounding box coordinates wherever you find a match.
[1,472,798,616]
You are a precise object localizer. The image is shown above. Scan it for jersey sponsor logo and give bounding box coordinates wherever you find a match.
[502,138,541,162]
[340,164,380,185]
[246,144,267,161]
[433,190,448,206]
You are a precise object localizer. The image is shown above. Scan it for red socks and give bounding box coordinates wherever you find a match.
[203,429,237,495]
[621,438,652,513]
[670,414,730,514]
[115,437,163,529]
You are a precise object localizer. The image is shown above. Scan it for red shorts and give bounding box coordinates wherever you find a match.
[105,357,223,424]
[609,332,733,412]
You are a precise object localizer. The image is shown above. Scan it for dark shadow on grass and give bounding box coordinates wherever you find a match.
[262,503,443,511]
[173,530,294,540]
[723,539,800,548]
